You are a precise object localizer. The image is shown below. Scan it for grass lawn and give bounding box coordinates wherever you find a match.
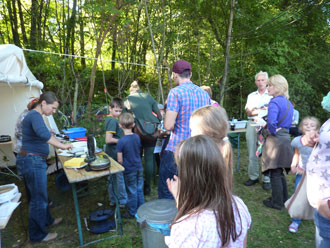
[1,140,315,247]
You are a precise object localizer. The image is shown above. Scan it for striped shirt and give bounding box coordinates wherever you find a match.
[166,81,211,152]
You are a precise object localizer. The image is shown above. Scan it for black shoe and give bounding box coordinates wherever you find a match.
[263,182,271,191]
[121,212,134,219]
[49,201,61,209]
[263,199,282,210]
[144,186,150,196]
[244,178,259,186]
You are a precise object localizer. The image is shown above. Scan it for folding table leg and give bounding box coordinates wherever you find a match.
[72,183,84,246]
[236,133,240,172]
[112,175,123,235]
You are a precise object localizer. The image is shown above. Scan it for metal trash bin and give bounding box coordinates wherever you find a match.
[136,199,177,248]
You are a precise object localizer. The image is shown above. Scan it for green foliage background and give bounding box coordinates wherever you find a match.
[0,0,329,122]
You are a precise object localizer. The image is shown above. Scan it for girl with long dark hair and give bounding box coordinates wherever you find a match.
[165,135,251,247]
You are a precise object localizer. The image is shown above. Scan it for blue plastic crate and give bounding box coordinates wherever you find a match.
[62,127,87,139]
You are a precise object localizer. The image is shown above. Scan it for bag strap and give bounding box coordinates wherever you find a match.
[124,97,136,119]
[278,100,290,126]
[286,172,306,211]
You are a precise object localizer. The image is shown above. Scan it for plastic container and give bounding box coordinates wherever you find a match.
[136,199,177,248]
[74,136,87,141]
[0,184,18,204]
[62,127,87,139]
[229,120,247,130]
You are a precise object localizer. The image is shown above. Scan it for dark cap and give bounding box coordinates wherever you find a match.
[172,59,191,74]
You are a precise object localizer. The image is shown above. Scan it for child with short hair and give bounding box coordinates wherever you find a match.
[105,97,127,207]
[288,116,320,233]
[190,105,234,188]
[165,135,251,247]
[117,113,144,218]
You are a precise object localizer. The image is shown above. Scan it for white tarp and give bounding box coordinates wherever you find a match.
[0,44,56,166]
[0,44,44,89]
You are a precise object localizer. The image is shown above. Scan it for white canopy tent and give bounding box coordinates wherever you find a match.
[0,44,58,167]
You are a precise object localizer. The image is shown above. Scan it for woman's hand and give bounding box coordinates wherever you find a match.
[296,166,305,175]
[290,164,297,174]
[50,129,57,135]
[63,143,73,150]
[167,175,180,202]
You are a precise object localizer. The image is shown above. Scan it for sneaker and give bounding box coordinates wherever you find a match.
[42,232,58,242]
[244,178,259,186]
[263,199,282,210]
[49,217,63,227]
[144,186,151,196]
[49,201,61,208]
[288,222,299,233]
[263,182,271,191]
[110,202,126,208]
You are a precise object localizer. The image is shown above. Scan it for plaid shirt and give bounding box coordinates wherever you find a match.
[166,81,211,152]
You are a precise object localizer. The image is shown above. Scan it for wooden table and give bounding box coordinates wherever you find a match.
[228,128,247,172]
[0,141,21,180]
[58,152,124,247]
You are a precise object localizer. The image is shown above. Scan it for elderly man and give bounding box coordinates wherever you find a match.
[158,59,211,199]
[244,71,272,190]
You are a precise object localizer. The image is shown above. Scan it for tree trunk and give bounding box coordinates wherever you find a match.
[130,2,142,72]
[30,0,38,49]
[42,0,50,46]
[144,0,164,104]
[66,0,77,55]
[219,0,235,105]
[7,0,21,46]
[78,0,85,68]
[37,0,44,47]
[17,0,28,45]
[111,23,117,70]
[87,0,124,116]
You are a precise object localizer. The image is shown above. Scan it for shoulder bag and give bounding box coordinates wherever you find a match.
[124,98,159,143]
[284,172,314,220]
[256,100,290,157]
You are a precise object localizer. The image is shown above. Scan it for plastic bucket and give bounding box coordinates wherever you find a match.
[136,199,177,248]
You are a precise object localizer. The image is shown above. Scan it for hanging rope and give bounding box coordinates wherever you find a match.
[22,48,169,70]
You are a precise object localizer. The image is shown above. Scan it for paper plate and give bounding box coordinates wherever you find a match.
[57,151,73,157]
[72,141,87,148]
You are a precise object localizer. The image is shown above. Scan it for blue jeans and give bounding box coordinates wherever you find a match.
[124,169,144,216]
[109,172,127,205]
[16,154,54,242]
[292,174,302,225]
[314,210,330,248]
[158,150,177,199]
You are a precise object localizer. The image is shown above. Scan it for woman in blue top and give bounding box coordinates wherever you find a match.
[16,92,73,242]
[261,75,294,210]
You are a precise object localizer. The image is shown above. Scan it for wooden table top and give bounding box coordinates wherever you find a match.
[228,128,247,134]
[0,140,13,146]
[58,152,124,184]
